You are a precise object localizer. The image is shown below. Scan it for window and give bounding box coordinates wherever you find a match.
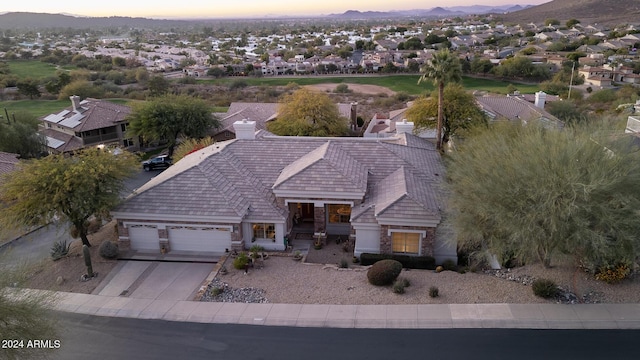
[121,123,128,132]
[252,223,275,239]
[391,232,420,255]
[328,204,351,223]
[123,138,134,147]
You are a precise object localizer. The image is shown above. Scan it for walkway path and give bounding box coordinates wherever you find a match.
[45,289,640,329]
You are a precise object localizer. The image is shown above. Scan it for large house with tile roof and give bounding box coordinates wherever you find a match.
[113,120,456,263]
[39,96,136,154]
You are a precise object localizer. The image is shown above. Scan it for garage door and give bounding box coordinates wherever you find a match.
[168,226,231,253]
[128,225,159,251]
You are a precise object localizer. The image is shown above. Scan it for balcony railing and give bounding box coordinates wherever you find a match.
[82,132,119,146]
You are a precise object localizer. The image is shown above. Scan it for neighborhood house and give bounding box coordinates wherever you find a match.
[112,120,456,263]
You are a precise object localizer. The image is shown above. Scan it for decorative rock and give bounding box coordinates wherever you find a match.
[201,278,268,303]
[435,266,444,273]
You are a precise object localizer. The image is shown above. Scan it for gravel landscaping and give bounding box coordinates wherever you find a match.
[201,240,640,305]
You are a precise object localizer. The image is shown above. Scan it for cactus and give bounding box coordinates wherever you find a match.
[83,245,94,278]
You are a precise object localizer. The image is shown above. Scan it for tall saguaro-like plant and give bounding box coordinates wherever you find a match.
[418,49,462,151]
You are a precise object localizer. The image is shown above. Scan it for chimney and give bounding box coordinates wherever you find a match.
[70,95,81,112]
[233,119,256,140]
[396,119,414,135]
[534,91,547,109]
[350,102,358,130]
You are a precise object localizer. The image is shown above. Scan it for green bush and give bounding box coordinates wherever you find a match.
[398,277,410,287]
[360,253,435,270]
[233,252,250,270]
[532,278,559,299]
[429,286,439,298]
[441,259,457,271]
[50,240,71,261]
[367,259,403,286]
[99,240,119,259]
[392,280,406,294]
[339,258,349,268]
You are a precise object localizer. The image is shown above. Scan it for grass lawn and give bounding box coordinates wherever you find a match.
[0,99,70,118]
[0,98,134,118]
[198,75,540,95]
[6,60,60,80]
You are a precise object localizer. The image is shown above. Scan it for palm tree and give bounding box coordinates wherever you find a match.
[418,49,462,151]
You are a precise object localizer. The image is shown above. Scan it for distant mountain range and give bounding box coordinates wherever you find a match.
[0,1,637,30]
[332,4,531,19]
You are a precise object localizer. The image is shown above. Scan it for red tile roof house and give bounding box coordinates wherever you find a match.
[112,120,457,264]
[39,96,137,154]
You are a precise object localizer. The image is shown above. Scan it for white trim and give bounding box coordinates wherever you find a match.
[122,221,233,232]
[274,190,363,199]
[113,212,243,223]
[352,223,380,230]
[285,199,354,207]
[377,217,440,227]
[388,228,427,237]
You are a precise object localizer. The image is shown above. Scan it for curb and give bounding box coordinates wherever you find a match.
[0,224,48,251]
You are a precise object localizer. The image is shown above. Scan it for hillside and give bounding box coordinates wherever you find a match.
[501,0,640,25]
[0,12,192,29]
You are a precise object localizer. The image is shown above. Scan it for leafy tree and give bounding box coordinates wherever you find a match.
[469,57,493,75]
[58,80,103,100]
[16,78,41,99]
[406,84,487,145]
[0,149,138,247]
[128,94,220,156]
[544,18,560,26]
[448,122,640,268]
[492,56,551,81]
[267,88,350,137]
[0,111,45,159]
[147,75,170,97]
[418,49,462,150]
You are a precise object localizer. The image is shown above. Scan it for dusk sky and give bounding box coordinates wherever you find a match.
[4,1,551,19]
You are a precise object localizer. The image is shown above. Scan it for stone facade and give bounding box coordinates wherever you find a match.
[379,225,435,256]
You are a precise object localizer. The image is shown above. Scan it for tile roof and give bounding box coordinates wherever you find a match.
[41,128,84,153]
[41,98,130,132]
[475,95,563,128]
[273,141,368,196]
[115,133,444,224]
[0,151,19,185]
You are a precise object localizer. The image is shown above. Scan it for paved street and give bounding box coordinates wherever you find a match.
[50,312,640,360]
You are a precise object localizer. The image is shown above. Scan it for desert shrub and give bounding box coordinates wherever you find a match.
[398,277,410,287]
[99,240,119,259]
[233,252,250,269]
[441,259,457,271]
[429,286,439,298]
[392,280,406,294]
[335,84,351,93]
[210,286,224,296]
[339,258,349,268]
[50,240,71,261]
[595,264,631,284]
[532,278,559,299]
[367,259,403,286]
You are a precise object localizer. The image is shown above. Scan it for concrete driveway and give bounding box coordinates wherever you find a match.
[94,261,213,301]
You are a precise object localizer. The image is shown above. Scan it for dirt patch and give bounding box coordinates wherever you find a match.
[304,83,395,96]
[25,221,119,294]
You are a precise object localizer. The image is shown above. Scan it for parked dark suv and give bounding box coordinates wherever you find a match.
[142,155,172,171]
